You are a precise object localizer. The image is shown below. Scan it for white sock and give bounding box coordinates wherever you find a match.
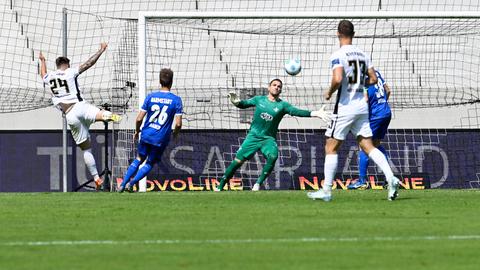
[368,148,394,182]
[83,149,99,180]
[323,154,338,192]
[101,111,112,121]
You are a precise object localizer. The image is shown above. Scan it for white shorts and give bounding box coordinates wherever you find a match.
[325,113,372,140]
[65,102,100,144]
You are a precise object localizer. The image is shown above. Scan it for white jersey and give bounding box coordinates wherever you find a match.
[43,67,83,106]
[329,45,373,115]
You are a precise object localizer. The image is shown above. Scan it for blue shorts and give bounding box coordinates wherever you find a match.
[369,116,391,140]
[137,140,167,163]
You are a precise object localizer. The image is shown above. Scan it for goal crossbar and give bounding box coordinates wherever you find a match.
[139,11,480,20]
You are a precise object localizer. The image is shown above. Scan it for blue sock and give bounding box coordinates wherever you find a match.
[377,145,388,159]
[359,150,369,182]
[121,159,141,188]
[128,163,153,187]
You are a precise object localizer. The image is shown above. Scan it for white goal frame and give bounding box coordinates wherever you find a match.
[136,11,480,192]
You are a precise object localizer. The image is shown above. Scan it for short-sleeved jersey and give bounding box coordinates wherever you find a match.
[329,45,373,115]
[367,70,391,120]
[237,95,311,139]
[140,91,183,147]
[43,67,83,106]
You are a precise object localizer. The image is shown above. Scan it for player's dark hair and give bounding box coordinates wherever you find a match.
[269,78,283,86]
[160,68,174,88]
[55,57,70,68]
[338,20,355,38]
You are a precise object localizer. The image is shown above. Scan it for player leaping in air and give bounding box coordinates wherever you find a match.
[118,68,182,192]
[215,78,331,192]
[39,43,121,190]
[348,69,392,190]
[307,20,400,201]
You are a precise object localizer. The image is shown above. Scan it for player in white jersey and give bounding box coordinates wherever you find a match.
[39,43,121,190]
[307,20,400,201]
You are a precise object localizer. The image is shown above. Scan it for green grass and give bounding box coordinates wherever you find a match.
[1,190,480,270]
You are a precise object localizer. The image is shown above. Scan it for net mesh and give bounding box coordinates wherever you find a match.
[120,16,480,189]
[1,1,480,189]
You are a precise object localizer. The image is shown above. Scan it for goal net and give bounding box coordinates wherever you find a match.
[112,12,480,191]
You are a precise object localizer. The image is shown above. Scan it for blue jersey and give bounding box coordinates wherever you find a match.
[140,91,183,146]
[367,70,391,120]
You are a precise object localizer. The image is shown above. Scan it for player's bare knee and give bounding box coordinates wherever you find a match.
[358,137,375,153]
[325,138,341,154]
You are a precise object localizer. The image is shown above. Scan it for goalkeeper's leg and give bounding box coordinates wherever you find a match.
[254,139,279,189]
[217,136,260,191]
[217,159,244,190]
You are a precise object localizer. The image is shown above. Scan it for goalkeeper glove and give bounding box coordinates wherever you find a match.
[310,105,332,123]
[228,92,240,105]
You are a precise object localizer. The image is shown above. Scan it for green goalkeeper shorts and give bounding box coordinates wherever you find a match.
[235,135,278,161]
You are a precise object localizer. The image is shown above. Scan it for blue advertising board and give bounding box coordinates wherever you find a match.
[0,130,479,191]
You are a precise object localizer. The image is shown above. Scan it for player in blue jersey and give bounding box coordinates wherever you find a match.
[118,68,183,192]
[348,69,392,189]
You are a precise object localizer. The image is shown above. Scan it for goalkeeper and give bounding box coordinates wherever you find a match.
[216,78,331,191]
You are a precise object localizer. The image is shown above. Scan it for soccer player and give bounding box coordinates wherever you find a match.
[215,78,331,192]
[307,20,400,201]
[348,69,392,189]
[39,43,121,190]
[118,68,182,192]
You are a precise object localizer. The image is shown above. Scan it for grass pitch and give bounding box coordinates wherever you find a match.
[1,189,479,270]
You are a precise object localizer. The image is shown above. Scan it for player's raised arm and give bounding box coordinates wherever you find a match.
[78,42,108,74]
[39,52,47,79]
[228,92,256,109]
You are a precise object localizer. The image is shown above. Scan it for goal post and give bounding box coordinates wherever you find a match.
[130,11,480,191]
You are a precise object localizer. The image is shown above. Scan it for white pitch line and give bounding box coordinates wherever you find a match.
[1,235,480,247]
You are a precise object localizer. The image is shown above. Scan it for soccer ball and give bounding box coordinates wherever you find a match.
[284,58,302,76]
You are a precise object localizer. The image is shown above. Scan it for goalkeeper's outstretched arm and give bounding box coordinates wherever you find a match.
[227,92,257,109]
[286,103,332,123]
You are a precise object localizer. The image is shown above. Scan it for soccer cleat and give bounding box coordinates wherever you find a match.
[307,189,332,202]
[252,183,260,191]
[109,114,122,122]
[94,178,103,191]
[124,183,134,193]
[387,176,400,201]
[213,187,221,192]
[347,179,369,190]
[117,184,125,193]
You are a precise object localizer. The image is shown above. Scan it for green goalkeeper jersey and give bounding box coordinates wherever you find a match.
[237,95,311,138]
